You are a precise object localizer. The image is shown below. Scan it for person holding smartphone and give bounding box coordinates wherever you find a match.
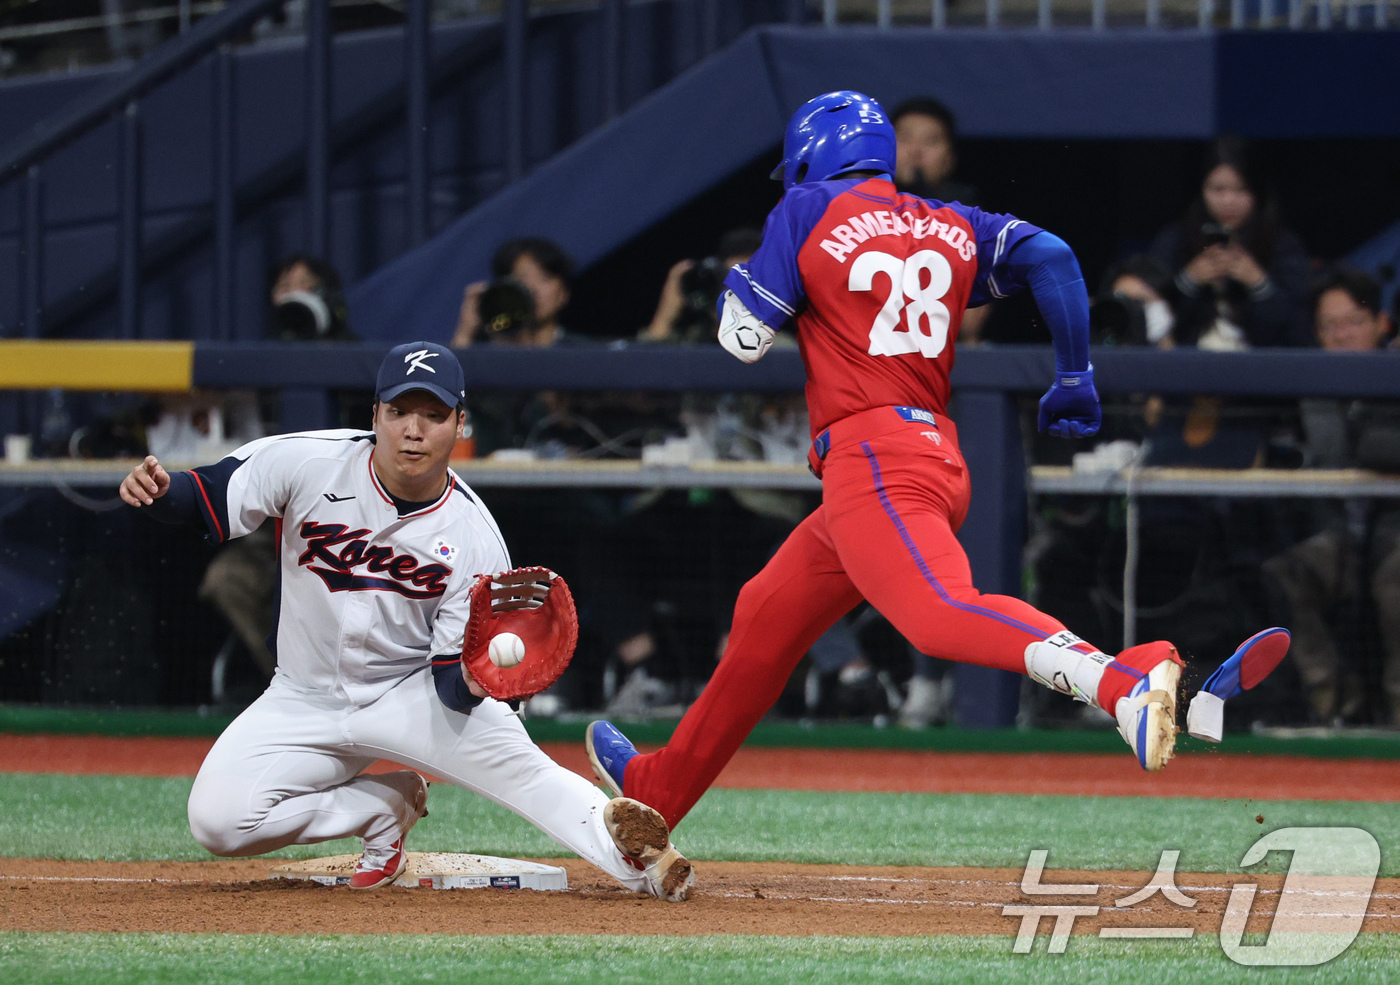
[1149,138,1311,350]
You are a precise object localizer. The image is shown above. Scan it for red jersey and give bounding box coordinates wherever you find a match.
[724,177,1043,437]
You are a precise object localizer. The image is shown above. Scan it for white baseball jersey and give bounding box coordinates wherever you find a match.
[186,429,508,704]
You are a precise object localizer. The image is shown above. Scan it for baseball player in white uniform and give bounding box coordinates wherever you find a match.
[119,341,693,900]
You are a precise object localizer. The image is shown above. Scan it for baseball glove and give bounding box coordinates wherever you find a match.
[462,566,578,702]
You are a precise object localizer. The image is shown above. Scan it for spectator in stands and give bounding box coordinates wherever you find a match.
[891,97,988,351]
[1019,255,1181,729]
[445,238,673,714]
[1149,137,1311,350]
[1264,267,1400,725]
[1087,254,1179,432]
[1094,255,1179,350]
[267,254,354,342]
[63,252,342,467]
[891,97,978,206]
[639,228,763,344]
[452,237,583,348]
[635,231,896,721]
[1314,268,1395,352]
[451,237,673,459]
[265,252,369,428]
[629,228,817,718]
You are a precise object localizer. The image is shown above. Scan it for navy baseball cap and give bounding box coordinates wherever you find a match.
[376,341,466,408]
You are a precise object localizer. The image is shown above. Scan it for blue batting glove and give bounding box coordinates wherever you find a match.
[1038,364,1101,438]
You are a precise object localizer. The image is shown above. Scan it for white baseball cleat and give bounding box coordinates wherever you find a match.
[603,797,695,902]
[1114,658,1181,772]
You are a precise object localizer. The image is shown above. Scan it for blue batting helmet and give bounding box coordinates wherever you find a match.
[770,90,896,192]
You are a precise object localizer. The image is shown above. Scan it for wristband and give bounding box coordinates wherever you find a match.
[1055,364,1094,389]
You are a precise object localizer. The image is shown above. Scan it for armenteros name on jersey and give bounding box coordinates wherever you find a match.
[819,209,979,265]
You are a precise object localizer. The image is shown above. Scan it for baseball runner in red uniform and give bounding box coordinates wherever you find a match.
[587,91,1284,832]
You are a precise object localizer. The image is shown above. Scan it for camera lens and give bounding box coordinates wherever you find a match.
[1090,295,1148,346]
[477,279,536,338]
[270,291,332,340]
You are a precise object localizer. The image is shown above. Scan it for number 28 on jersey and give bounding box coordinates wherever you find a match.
[818,209,979,362]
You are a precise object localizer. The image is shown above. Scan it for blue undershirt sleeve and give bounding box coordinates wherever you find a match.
[142,471,201,525]
[432,659,486,714]
[1004,232,1091,374]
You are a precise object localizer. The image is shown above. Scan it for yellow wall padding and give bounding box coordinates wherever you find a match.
[0,341,194,391]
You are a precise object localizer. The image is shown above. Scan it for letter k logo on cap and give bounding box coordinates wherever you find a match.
[404,349,439,374]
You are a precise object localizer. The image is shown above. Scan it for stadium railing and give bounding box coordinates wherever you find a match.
[5,340,1398,588]
[3,341,1399,724]
[824,0,1394,29]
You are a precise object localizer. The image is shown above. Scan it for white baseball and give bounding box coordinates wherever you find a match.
[488,632,525,668]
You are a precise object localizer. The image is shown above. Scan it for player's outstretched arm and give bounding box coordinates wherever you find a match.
[1008,232,1102,439]
[120,455,211,530]
[119,455,171,507]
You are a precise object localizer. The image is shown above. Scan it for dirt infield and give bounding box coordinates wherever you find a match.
[5,734,1400,941]
[1,857,1395,937]
[5,733,1400,801]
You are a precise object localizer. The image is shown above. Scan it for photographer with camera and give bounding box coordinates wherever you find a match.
[639,228,763,344]
[1091,255,1179,350]
[268,254,354,341]
[1148,138,1311,350]
[452,238,583,349]
[446,237,685,716]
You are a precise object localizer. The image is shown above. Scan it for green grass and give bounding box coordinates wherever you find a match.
[2,774,1395,875]
[8,702,1400,759]
[1,933,1396,985]
[3,774,1396,983]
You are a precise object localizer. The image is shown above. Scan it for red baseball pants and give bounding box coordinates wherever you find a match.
[625,407,1084,829]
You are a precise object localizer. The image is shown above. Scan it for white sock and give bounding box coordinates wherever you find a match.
[1024,631,1114,709]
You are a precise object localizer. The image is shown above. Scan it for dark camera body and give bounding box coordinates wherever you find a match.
[680,257,725,309]
[672,257,728,337]
[269,286,352,341]
[477,278,536,340]
[1090,295,1150,347]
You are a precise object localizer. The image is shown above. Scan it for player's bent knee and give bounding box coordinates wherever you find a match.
[187,793,262,857]
[187,813,241,857]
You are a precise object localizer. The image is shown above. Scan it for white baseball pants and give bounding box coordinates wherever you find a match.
[187,668,649,892]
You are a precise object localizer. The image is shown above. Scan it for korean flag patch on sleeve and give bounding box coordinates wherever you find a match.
[432,539,458,567]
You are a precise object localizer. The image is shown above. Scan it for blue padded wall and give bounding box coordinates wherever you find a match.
[350,27,1400,341]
